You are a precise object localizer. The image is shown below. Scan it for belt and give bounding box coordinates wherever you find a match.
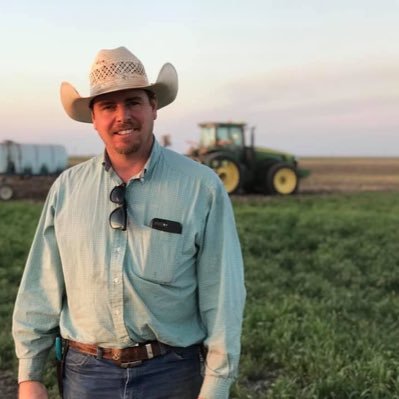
[67,340,170,368]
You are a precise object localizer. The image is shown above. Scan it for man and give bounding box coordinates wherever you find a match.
[13,46,245,399]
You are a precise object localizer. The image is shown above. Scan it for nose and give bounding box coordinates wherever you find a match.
[116,104,131,122]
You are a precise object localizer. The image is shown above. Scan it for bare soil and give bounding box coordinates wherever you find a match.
[1,158,399,202]
[1,175,56,201]
[298,157,399,194]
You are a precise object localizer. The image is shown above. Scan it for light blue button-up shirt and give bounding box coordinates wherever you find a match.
[13,139,246,398]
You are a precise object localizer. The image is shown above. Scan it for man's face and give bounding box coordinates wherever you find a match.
[91,89,157,159]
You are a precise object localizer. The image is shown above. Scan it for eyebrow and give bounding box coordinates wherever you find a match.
[125,96,144,102]
[96,100,114,106]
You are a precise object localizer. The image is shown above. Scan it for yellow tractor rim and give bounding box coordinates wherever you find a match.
[273,168,297,194]
[215,161,240,193]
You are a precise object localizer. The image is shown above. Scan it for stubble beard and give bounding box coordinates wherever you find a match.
[115,142,141,155]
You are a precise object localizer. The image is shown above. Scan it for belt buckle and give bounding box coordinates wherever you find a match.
[120,360,142,368]
[145,343,154,359]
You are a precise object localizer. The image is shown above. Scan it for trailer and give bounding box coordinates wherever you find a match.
[0,141,68,200]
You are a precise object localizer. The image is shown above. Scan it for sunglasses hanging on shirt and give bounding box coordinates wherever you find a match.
[109,183,127,231]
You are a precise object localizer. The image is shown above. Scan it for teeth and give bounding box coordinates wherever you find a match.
[118,129,133,135]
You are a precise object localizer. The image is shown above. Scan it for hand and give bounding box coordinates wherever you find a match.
[19,381,48,399]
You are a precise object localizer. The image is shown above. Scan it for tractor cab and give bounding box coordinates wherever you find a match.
[199,122,246,150]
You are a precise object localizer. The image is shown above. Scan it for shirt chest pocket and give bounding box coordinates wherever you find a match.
[132,224,183,284]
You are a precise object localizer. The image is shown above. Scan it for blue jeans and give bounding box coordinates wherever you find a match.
[63,345,203,399]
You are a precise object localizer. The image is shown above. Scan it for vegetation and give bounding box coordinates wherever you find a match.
[232,193,399,398]
[2,192,399,398]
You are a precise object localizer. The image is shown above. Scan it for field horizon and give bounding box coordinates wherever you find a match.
[69,155,399,195]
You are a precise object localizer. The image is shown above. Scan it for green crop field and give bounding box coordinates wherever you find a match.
[1,192,399,398]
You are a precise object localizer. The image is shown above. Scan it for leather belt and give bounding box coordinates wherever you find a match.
[67,340,169,368]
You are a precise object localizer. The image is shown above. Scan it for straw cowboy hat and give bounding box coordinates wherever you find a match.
[60,46,178,123]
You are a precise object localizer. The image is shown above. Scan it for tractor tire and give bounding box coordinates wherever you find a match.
[0,184,14,201]
[204,154,242,194]
[265,163,299,195]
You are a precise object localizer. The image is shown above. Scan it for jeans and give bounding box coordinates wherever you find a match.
[63,345,203,399]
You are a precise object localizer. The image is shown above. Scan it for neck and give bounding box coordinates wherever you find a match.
[107,146,152,183]
[111,157,147,182]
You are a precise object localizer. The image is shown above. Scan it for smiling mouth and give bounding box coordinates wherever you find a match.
[114,128,139,136]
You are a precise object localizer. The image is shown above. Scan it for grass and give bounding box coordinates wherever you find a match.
[2,192,399,398]
[0,202,43,371]
[232,193,399,398]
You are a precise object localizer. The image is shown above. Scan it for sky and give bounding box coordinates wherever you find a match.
[1,0,399,157]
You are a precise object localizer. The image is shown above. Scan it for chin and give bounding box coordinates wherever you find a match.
[115,144,140,155]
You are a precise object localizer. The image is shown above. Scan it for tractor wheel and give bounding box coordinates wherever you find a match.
[266,163,298,195]
[205,155,241,194]
[0,184,14,201]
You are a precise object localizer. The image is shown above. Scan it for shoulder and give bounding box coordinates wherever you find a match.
[159,147,222,191]
[50,155,101,194]
[60,155,100,180]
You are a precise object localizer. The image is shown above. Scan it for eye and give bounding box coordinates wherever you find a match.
[96,102,115,111]
[126,99,141,107]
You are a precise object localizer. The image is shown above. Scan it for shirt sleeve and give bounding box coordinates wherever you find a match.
[12,184,65,383]
[196,181,246,399]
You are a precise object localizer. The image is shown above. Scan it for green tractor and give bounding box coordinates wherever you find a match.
[188,122,309,195]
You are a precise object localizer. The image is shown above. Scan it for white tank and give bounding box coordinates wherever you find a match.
[0,141,68,175]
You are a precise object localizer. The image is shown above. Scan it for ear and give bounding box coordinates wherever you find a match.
[151,98,158,120]
[91,110,97,129]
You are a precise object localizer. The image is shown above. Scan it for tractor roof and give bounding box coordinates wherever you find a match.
[199,122,246,128]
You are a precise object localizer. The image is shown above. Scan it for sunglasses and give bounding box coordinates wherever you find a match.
[109,183,127,230]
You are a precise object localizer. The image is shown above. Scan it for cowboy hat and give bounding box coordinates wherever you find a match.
[60,46,178,123]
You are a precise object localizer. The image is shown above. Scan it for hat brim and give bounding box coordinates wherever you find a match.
[60,63,178,123]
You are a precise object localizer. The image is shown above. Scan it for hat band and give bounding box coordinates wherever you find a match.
[90,75,150,97]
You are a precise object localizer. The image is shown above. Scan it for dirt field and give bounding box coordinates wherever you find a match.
[2,157,399,201]
[1,176,55,201]
[298,157,399,193]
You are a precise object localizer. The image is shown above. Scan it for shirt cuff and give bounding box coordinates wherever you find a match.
[198,374,234,399]
[18,357,47,383]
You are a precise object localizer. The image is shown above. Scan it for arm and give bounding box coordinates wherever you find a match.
[12,186,65,383]
[18,381,48,399]
[196,182,246,399]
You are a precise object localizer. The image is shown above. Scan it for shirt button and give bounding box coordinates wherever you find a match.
[114,278,119,283]
[115,310,120,315]
[116,248,121,253]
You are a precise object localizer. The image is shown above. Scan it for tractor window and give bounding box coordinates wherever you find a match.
[217,127,230,145]
[216,126,243,147]
[230,126,244,146]
[200,127,216,147]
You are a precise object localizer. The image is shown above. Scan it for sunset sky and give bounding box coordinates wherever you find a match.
[1,0,399,156]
